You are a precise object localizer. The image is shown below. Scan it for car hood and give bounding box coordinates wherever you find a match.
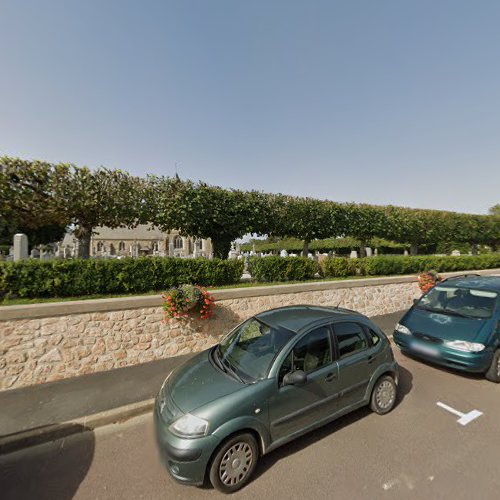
[166,349,242,413]
[402,307,489,342]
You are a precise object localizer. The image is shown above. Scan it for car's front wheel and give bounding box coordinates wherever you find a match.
[209,433,258,493]
[485,349,500,383]
[370,375,397,415]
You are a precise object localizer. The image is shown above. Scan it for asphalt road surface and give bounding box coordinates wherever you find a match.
[2,311,500,500]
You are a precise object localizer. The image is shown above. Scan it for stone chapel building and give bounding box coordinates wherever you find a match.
[59,225,212,258]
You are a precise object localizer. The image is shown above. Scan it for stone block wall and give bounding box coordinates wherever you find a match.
[0,277,426,391]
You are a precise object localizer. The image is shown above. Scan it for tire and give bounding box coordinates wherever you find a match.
[485,349,500,383]
[209,433,259,493]
[370,375,397,415]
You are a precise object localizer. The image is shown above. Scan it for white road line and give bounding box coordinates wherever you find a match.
[437,401,483,426]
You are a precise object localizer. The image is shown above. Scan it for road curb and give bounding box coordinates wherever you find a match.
[0,398,155,455]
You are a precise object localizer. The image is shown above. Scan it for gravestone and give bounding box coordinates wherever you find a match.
[13,233,28,261]
[350,250,358,259]
[451,250,461,256]
[366,247,373,257]
[30,248,40,259]
[280,249,288,258]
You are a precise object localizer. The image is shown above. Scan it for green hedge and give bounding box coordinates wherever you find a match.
[0,257,244,299]
[248,256,320,282]
[323,254,500,278]
[322,257,359,277]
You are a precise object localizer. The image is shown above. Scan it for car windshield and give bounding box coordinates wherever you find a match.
[217,317,295,383]
[417,286,498,319]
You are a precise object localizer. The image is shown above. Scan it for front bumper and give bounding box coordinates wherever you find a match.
[393,331,493,373]
[154,403,220,486]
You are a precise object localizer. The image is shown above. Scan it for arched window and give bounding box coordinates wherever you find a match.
[97,242,104,252]
[196,239,203,251]
[119,241,125,251]
[174,235,183,249]
[110,244,116,256]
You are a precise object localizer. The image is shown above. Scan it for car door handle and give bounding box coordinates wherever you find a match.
[325,372,337,382]
[367,355,374,364]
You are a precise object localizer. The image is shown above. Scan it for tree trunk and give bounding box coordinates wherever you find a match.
[359,239,367,258]
[302,240,310,257]
[212,238,232,259]
[410,243,418,256]
[77,226,92,259]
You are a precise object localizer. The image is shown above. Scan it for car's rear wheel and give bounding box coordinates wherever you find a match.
[370,375,397,415]
[485,349,500,383]
[209,433,258,493]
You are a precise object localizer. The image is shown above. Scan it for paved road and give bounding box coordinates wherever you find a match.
[2,311,500,500]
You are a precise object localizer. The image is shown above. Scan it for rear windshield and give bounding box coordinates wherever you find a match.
[417,286,498,319]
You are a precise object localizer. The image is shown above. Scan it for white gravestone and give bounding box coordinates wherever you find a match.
[13,233,28,261]
[350,250,358,259]
[366,247,373,257]
[280,249,289,258]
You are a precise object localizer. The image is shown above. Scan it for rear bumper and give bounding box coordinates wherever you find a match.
[393,331,493,373]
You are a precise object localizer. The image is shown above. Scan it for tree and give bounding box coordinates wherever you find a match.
[0,157,69,247]
[268,196,347,256]
[489,204,500,216]
[50,166,147,258]
[149,177,269,259]
[344,203,387,257]
[1,157,147,259]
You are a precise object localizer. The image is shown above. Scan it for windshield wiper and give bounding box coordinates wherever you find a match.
[220,356,245,383]
[441,308,477,319]
[416,305,443,313]
[417,304,477,319]
[212,345,227,373]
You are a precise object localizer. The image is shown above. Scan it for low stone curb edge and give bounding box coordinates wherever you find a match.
[0,398,155,455]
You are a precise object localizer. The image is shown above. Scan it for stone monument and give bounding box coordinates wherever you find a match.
[13,233,28,261]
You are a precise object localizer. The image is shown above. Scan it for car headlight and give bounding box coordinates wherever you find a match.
[395,323,411,335]
[169,413,209,438]
[443,341,485,352]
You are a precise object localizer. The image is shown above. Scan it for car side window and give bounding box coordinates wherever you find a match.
[366,327,380,346]
[334,322,368,359]
[278,326,332,384]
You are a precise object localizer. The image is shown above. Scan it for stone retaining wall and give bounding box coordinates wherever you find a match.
[1,270,499,391]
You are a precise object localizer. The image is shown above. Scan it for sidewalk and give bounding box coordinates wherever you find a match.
[0,354,190,438]
[0,311,403,449]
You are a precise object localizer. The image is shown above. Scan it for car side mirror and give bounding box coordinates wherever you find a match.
[283,370,307,386]
[413,299,418,305]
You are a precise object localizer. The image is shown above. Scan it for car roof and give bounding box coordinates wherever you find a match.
[440,275,500,293]
[254,305,364,334]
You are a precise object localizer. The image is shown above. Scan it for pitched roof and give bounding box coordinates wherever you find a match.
[92,225,168,240]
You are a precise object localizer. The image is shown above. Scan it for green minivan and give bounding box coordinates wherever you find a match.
[394,275,500,382]
[155,305,398,492]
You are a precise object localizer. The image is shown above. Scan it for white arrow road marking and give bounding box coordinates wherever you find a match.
[437,401,483,426]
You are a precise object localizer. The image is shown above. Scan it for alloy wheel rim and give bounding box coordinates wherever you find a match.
[219,442,253,486]
[496,357,500,377]
[376,380,395,409]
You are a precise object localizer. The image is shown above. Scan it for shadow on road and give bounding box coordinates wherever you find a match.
[0,424,95,500]
[395,365,413,407]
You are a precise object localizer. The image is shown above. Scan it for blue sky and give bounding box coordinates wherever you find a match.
[1,0,499,214]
